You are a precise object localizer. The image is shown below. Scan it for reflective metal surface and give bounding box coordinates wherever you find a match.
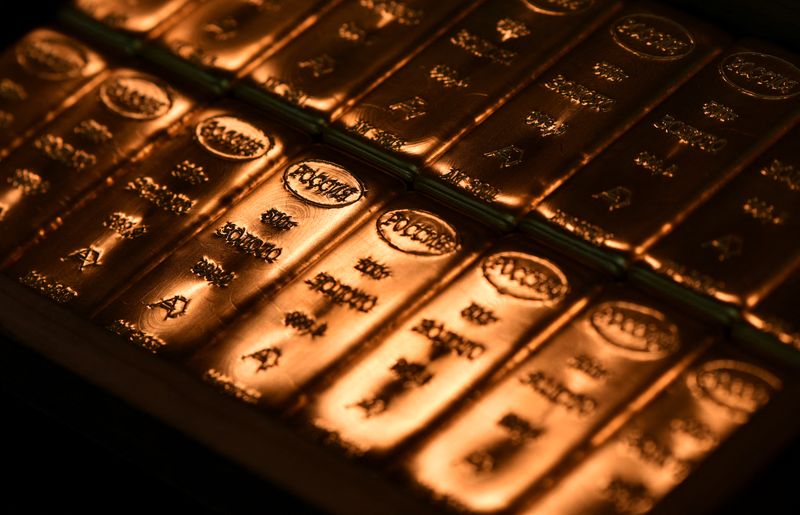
[304,237,599,456]
[8,101,309,313]
[0,28,106,155]
[423,2,725,217]
[95,145,402,356]
[744,268,800,352]
[521,347,781,515]
[406,288,710,513]
[243,0,473,121]
[155,0,334,76]
[642,123,800,307]
[332,0,620,167]
[73,0,195,35]
[535,42,800,257]
[187,194,492,408]
[0,68,196,260]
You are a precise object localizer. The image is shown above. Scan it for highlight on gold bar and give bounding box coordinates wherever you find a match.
[520,346,782,515]
[405,288,711,514]
[72,0,195,36]
[302,236,600,457]
[640,122,800,308]
[0,28,106,156]
[0,67,196,260]
[531,41,800,266]
[238,0,473,125]
[152,0,335,77]
[7,100,310,314]
[742,267,800,352]
[329,0,620,177]
[186,194,492,409]
[94,145,403,357]
[421,1,726,223]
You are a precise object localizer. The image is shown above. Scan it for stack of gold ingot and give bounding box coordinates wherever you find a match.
[2,1,799,513]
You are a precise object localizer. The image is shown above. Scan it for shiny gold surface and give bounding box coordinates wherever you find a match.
[243,0,472,120]
[332,0,620,166]
[535,42,800,257]
[187,194,492,408]
[521,347,781,515]
[406,288,710,513]
[642,123,800,307]
[95,145,402,356]
[0,67,196,260]
[155,0,334,76]
[7,101,309,314]
[304,237,599,456]
[744,268,800,352]
[424,2,725,217]
[73,0,195,35]
[0,28,106,155]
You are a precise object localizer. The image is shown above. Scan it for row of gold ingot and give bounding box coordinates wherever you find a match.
[0,1,797,513]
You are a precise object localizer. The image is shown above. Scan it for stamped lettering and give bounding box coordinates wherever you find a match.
[496,18,530,42]
[243,347,282,372]
[104,212,148,239]
[611,14,694,60]
[720,52,800,100]
[354,256,391,280]
[125,176,195,215]
[412,319,487,360]
[298,54,336,78]
[590,302,680,359]
[215,221,282,262]
[525,109,568,136]
[760,158,800,191]
[482,251,568,303]
[702,100,738,123]
[284,160,364,207]
[593,61,628,82]
[702,234,743,262]
[8,168,49,195]
[63,247,102,271]
[73,119,113,143]
[100,75,172,119]
[359,0,422,25]
[34,134,96,170]
[429,64,470,89]
[191,256,235,287]
[653,114,726,153]
[261,208,298,231]
[389,96,427,120]
[107,319,165,353]
[544,74,615,112]
[524,0,594,15]
[347,118,406,151]
[441,167,500,202]
[592,186,632,211]
[284,311,327,338]
[305,272,377,313]
[634,150,676,178]
[742,197,787,225]
[196,115,271,160]
[461,302,499,326]
[19,270,77,303]
[377,209,459,256]
[204,369,261,404]
[16,35,88,80]
[450,29,516,66]
[603,477,655,514]
[171,160,208,185]
[520,370,597,416]
[549,209,613,246]
[484,145,524,168]
[147,294,189,320]
[689,360,780,420]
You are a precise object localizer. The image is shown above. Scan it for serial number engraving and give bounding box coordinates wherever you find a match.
[204,369,261,404]
[388,96,427,121]
[429,64,470,89]
[104,212,148,239]
[567,354,609,380]
[412,318,487,360]
[73,119,113,143]
[34,134,96,170]
[298,54,335,78]
[305,272,377,313]
[657,259,725,296]
[450,29,516,66]
[702,100,738,123]
[354,256,391,280]
[543,74,615,112]
[19,270,77,303]
[8,168,49,195]
[593,61,628,82]
[348,118,406,151]
[171,160,208,185]
[461,302,499,326]
[125,176,195,215]
[549,209,613,246]
[261,208,298,231]
[215,222,282,262]
[653,114,727,153]
[743,196,788,225]
[520,370,597,416]
[760,158,800,191]
[107,319,165,353]
[284,311,327,338]
[525,110,568,136]
[191,257,235,287]
[441,166,500,202]
[634,150,676,178]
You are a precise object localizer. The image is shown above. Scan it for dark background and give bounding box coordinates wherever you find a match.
[1,1,799,513]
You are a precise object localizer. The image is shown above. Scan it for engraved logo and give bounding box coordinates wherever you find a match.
[100,75,172,120]
[195,115,271,160]
[482,251,568,304]
[590,301,680,359]
[611,14,694,60]
[16,36,88,80]
[689,360,780,420]
[524,0,594,15]
[720,52,800,100]
[377,209,459,256]
[283,160,364,208]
